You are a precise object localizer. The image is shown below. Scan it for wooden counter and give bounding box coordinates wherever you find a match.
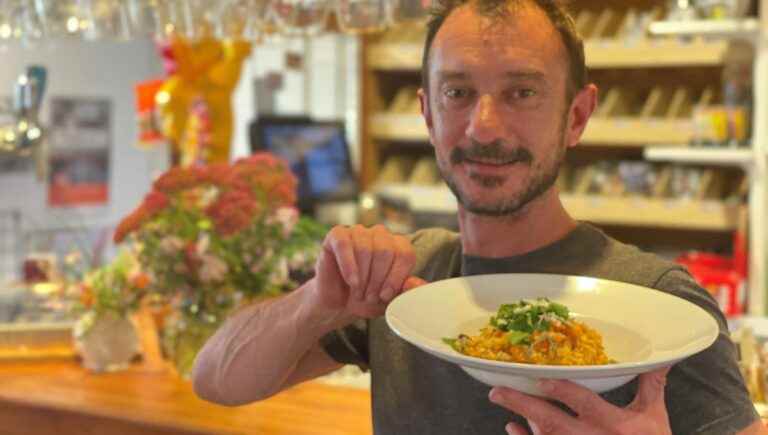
[0,360,372,435]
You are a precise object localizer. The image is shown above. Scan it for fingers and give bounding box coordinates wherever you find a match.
[323,226,360,290]
[402,276,428,291]
[364,226,397,303]
[322,225,421,311]
[489,387,579,435]
[633,365,672,410]
[350,226,375,302]
[536,379,623,425]
[505,422,528,435]
[379,234,418,302]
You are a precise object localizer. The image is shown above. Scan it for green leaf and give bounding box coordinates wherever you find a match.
[506,330,530,345]
[442,337,461,352]
[549,301,569,319]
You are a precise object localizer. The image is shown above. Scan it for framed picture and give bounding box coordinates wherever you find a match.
[47,98,111,207]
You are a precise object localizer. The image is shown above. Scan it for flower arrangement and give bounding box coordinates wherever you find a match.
[75,250,149,319]
[114,153,325,320]
[111,153,326,376]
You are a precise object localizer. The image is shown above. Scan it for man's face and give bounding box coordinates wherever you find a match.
[421,2,574,216]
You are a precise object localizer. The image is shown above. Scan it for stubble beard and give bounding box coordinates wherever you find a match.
[438,134,567,218]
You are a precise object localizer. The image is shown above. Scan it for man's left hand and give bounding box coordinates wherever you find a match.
[489,366,673,435]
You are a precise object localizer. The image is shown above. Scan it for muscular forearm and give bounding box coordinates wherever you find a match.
[191,279,352,405]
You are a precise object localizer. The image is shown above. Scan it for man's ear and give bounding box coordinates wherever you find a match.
[418,88,436,147]
[565,83,598,149]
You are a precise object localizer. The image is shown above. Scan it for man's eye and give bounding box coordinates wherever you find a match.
[444,88,471,99]
[513,89,537,99]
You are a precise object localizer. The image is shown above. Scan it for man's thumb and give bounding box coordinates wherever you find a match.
[635,365,672,408]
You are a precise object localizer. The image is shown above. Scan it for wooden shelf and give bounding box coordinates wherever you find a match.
[370,113,427,141]
[649,18,760,40]
[583,117,693,145]
[375,184,738,231]
[644,147,753,167]
[367,39,733,70]
[370,113,694,146]
[585,39,731,68]
[560,194,739,231]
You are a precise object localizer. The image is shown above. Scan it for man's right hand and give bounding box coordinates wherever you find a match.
[310,224,427,320]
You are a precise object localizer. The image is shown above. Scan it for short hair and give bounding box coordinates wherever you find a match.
[421,0,587,101]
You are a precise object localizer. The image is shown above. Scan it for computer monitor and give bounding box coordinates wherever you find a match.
[249,116,358,213]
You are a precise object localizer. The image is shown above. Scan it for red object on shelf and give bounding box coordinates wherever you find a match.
[134,79,165,146]
[676,230,748,317]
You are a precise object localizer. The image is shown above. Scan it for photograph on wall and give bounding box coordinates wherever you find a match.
[0,96,33,173]
[47,97,110,207]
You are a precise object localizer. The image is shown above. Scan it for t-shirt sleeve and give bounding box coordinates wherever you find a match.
[653,269,759,435]
[319,319,370,371]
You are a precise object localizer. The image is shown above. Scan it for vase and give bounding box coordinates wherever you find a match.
[73,311,140,373]
[162,311,222,379]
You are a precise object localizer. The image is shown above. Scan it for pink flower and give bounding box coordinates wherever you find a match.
[273,207,299,237]
[199,254,228,283]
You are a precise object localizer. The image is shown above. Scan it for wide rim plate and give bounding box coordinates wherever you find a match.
[385,273,719,379]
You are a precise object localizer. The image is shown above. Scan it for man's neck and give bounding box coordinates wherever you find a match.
[457,188,577,258]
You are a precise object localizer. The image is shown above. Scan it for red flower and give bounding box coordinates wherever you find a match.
[199,163,233,187]
[206,189,261,237]
[113,191,169,243]
[153,166,205,193]
[230,155,297,207]
[114,208,146,243]
[143,191,169,215]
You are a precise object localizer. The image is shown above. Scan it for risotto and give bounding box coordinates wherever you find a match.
[443,298,614,365]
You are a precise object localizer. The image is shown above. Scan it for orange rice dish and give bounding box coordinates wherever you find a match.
[444,298,614,366]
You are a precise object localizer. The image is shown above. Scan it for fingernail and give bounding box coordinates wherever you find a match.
[505,423,515,434]
[366,292,379,303]
[537,380,554,393]
[489,388,501,403]
[350,274,360,289]
[380,287,394,301]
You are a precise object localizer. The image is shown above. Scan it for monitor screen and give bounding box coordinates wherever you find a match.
[251,118,357,209]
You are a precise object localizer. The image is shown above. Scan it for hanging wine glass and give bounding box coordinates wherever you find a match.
[0,0,45,44]
[217,0,251,40]
[19,0,46,42]
[80,0,133,40]
[34,0,90,38]
[185,0,219,40]
[126,0,161,38]
[388,0,430,24]
[335,0,389,34]
[0,0,22,42]
[270,0,329,37]
[153,0,194,41]
[247,0,273,37]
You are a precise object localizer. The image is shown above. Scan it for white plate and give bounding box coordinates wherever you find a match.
[385,273,719,396]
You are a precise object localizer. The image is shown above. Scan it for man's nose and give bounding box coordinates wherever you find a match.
[466,94,505,144]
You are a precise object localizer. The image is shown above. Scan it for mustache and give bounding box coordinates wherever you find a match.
[450,140,533,166]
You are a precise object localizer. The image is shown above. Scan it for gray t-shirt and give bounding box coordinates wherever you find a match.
[321,223,758,435]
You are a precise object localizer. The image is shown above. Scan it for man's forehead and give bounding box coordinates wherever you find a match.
[429,2,567,80]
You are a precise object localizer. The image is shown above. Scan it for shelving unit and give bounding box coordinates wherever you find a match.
[647,13,768,315]
[367,39,736,70]
[644,147,754,167]
[376,184,740,231]
[369,113,696,146]
[360,2,767,314]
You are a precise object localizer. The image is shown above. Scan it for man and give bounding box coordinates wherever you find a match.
[192,0,766,433]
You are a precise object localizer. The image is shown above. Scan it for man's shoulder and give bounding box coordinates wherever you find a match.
[580,223,685,288]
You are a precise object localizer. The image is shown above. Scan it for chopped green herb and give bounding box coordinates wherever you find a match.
[506,330,531,345]
[442,337,461,352]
